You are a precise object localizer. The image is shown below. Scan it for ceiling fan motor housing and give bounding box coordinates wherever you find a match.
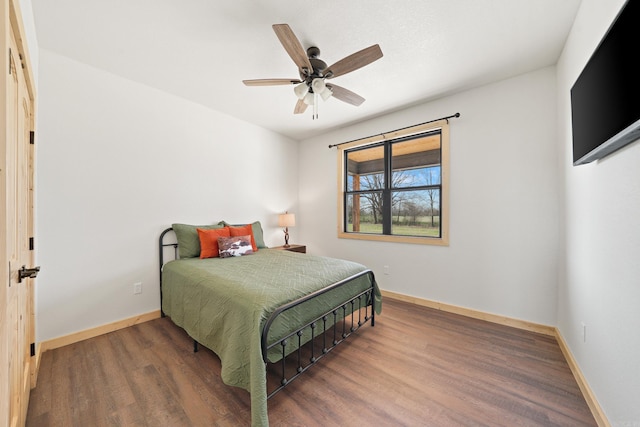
[300,46,328,84]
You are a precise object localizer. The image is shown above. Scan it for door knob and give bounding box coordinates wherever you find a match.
[18,265,40,283]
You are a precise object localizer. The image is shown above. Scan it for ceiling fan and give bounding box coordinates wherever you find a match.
[242,24,383,119]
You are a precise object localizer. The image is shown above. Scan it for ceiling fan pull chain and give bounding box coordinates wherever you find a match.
[313,93,318,120]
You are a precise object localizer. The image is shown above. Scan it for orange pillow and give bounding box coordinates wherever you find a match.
[197,227,230,258]
[228,224,257,252]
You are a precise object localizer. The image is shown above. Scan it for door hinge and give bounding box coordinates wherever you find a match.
[30,131,35,145]
[30,343,35,357]
[29,237,34,251]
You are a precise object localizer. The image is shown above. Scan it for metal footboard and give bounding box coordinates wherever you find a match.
[261,269,377,398]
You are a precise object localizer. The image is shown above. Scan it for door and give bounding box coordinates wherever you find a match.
[2,1,37,425]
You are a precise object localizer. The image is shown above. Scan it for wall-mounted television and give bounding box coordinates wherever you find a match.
[571,0,640,166]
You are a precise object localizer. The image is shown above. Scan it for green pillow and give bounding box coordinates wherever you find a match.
[172,223,224,258]
[218,220,267,248]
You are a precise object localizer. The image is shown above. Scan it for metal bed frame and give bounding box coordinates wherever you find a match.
[158,227,377,397]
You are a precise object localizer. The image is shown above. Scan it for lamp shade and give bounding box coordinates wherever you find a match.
[311,78,332,101]
[278,213,296,227]
[311,78,326,93]
[293,82,309,99]
[303,92,315,106]
[319,86,333,101]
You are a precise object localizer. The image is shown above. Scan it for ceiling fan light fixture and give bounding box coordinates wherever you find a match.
[293,82,309,99]
[303,92,315,106]
[311,78,326,93]
[311,78,332,101]
[320,87,333,101]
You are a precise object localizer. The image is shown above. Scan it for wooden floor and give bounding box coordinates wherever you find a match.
[26,298,597,426]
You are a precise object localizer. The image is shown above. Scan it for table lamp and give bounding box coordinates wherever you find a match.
[278,212,295,247]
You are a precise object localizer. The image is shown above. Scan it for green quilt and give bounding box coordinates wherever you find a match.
[161,249,381,427]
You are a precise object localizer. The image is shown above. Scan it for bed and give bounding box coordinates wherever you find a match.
[158,223,381,426]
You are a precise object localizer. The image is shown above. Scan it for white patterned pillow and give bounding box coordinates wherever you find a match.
[218,235,254,258]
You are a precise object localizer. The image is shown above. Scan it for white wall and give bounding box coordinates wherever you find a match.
[557,0,640,424]
[299,67,560,326]
[35,49,299,342]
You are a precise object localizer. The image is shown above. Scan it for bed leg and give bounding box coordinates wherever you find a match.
[193,340,199,353]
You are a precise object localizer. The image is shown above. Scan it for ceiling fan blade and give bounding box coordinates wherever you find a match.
[326,83,365,106]
[294,98,308,114]
[272,24,313,76]
[243,78,302,86]
[324,44,383,79]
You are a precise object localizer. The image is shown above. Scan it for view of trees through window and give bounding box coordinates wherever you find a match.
[344,131,442,238]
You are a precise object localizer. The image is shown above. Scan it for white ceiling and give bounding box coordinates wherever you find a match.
[31,0,582,141]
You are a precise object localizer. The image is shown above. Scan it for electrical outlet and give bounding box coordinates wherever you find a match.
[383,265,390,275]
[134,282,142,295]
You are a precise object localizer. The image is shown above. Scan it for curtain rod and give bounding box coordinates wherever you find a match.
[328,112,460,149]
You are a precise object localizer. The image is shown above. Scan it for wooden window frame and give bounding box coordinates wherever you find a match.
[337,119,450,246]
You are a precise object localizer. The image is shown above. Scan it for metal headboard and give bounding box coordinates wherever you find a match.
[159,227,178,316]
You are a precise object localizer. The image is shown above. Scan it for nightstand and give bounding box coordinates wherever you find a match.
[271,244,306,254]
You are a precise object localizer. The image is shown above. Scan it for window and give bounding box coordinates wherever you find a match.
[337,120,449,245]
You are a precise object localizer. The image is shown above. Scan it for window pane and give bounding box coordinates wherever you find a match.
[346,145,385,191]
[346,192,383,234]
[392,166,441,188]
[392,134,441,188]
[391,189,441,237]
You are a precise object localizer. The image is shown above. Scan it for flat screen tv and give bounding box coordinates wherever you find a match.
[571,0,640,166]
